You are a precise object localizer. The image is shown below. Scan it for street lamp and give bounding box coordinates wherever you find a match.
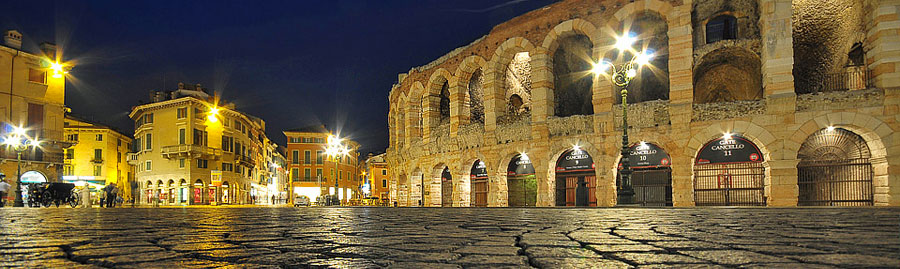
[3,126,42,207]
[592,32,654,205]
[324,134,350,206]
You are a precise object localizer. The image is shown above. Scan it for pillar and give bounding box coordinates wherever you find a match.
[866,0,900,89]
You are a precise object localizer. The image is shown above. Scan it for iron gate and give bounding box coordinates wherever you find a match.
[693,162,766,206]
[632,168,672,206]
[798,158,873,206]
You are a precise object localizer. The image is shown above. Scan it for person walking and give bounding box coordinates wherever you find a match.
[99,185,108,208]
[107,184,118,208]
[0,176,11,207]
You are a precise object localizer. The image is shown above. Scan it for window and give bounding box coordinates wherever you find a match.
[339,171,343,180]
[197,159,208,169]
[117,152,121,163]
[66,134,78,142]
[382,169,387,175]
[706,15,737,43]
[133,137,141,152]
[193,129,207,146]
[304,168,311,180]
[65,148,74,159]
[222,163,232,171]
[292,150,299,164]
[177,107,187,119]
[144,113,154,124]
[304,151,311,164]
[291,168,299,181]
[28,68,46,84]
[382,179,387,188]
[316,151,323,164]
[145,133,152,150]
[118,139,122,147]
[145,161,152,171]
[222,136,233,152]
[94,149,102,161]
[289,137,300,143]
[179,158,185,168]
[316,168,323,179]
[96,134,103,141]
[93,165,102,177]
[63,165,74,176]
[179,129,186,144]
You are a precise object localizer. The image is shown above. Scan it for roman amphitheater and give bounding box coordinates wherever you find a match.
[385,0,900,207]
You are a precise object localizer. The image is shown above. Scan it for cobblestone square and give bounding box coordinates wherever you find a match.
[2,207,899,268]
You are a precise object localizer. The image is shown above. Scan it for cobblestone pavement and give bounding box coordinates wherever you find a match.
[1,207,899,268]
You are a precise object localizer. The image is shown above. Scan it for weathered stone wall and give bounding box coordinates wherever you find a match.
[691,0,761,45]
[796,88,883,112]
[548,115,594,137]
[792,0,865,93]
[692,100,765,122]
[613,100,670,129]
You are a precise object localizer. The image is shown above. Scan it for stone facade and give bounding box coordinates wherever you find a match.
[386,0,900,207]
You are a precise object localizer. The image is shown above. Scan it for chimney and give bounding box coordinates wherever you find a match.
[4,30,22,50]
[195,83,205,93]
[40,42,57,59]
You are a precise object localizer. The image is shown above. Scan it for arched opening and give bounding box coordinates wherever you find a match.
[146,180,154,204]
[441,167,452,207]
[555,148,596,207]
[507,154,537,207]
[470,160,489,207]
[468,69,485,124]
[398,173,408,207]
[706,15,737,43]
[798,128,873,206]
[179,179,188,204]
[615,12,669,104]
[502,52,532,123]
[617,142,673,206]
[222,181,230,204]
[156,180,164,204]
[409,169,424,207]
[693,47,762,103]
[439,81,450,124]
[793,0,866,93]
[553,34,594,117]
[167,179,176,204]
[693,134,766,206]
[193,179,204,205]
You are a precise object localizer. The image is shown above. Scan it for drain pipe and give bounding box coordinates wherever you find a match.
[8,50,19,123]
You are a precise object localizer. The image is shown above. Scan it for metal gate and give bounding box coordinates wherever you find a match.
[556,175,596,207]
[797,128,873,206]
[632,168,672,206]
[693,162,766,206]
[508,176,536,207]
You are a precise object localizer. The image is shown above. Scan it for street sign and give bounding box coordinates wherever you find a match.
[211,170,222,186]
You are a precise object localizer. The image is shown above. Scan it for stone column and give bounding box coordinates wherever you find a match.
[422,95,439,141]
[482,61,505,135]
[760,0,797,103]
[667,3,694,106]
[449,81,466,138]
[767,159,799,206]
[405,104,421,146]
[866,1,900,89]
[671,154,695,206]
[532,153,552,207]
[531,48,553,140]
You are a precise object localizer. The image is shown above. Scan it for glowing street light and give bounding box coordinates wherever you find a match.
[3,127,42,207]
[323,134,351,206]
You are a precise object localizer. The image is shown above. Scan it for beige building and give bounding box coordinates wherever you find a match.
[0,30,70,205]
[386,0,900,207]
[364,153,390,203]
[129,83,273,205]
[63,115,134,199]
[284,126,361,204]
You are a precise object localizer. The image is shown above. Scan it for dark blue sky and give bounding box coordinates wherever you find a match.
[1,0,556,154]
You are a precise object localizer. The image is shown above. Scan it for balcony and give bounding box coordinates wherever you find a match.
[90,158,103,164]
[238,155,254,167]
[126,152,139,165]
[160,144,222,160]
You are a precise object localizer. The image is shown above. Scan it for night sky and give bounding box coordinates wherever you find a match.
[1,0,557,155]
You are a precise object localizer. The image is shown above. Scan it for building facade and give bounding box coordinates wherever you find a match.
[284,125,360,204]
[386,0,900,207]
[129,83,273,205]
[364,153,391,202]
[63,115,134,200]
[0,30,70,205]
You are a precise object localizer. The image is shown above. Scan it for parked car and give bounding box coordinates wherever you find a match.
[294,195,310,207]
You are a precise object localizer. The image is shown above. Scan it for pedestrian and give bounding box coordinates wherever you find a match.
[107,184,118,208]
[130,180,139,208]
[80,185,91,208]
[0,175,10,208]
[99,185,108,208]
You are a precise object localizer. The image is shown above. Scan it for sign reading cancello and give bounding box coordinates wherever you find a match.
[507,154,535,176]
[695,134,764,164]
[622,142,670,169]
[556,149,595,173]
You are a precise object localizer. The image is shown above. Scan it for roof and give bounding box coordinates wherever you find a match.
[284,125,329,133]
[64,113,132,139]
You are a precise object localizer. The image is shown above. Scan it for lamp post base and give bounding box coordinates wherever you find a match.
[616,189,636,206]
[13,189,24,207]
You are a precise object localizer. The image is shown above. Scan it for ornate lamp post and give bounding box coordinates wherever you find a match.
[3,127,41,207]
[325,134,350,206]
[592,33,653,205]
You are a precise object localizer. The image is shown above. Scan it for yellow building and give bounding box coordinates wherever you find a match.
[129,82,273,206]
[284,126,360,204]
[0,30,70,206]
[62,115,134,200]
[364,153,390,203]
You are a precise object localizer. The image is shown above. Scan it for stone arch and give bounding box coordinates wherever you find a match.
[690,0,761,46]
[605,9,671,104]
[789,112,893,205]
[456,151,489,207]
[428,162,454,207]
[494,145,537,207]
[547,138,603,207]
[408,167,424,207]
[397,172,409,206]
[544,19,601,117]
[425,69,454,134]
[454,55,488,126]
[693,46,762,103]
[792,0,867,93]
[396,93,408,147]
[406,82,425,141]
[486,37,536,125]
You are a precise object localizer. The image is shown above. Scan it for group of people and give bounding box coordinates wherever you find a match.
[80,183,119,208]
[0,177,10,207]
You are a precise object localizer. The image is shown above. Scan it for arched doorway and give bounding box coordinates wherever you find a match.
[618,142,673,206]
[156,180,164,204]
[797,127,873,206]
[179,179,188,204]
[167,179,176,204]
[222,181,230,204]
[693,134,766,206]
[441,167,452,207]
[555,148,596,207]
[193,179,204,205]
[508,154,537,207]
[146,181,154,204]
[398,173,408,206]
[470,160,489,207]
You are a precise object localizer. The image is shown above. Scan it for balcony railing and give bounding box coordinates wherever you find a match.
[160,144,222,160]
[127,152,139,165]
[90,158,103,164]
[238,155,254,167]
[822,67,872,92]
